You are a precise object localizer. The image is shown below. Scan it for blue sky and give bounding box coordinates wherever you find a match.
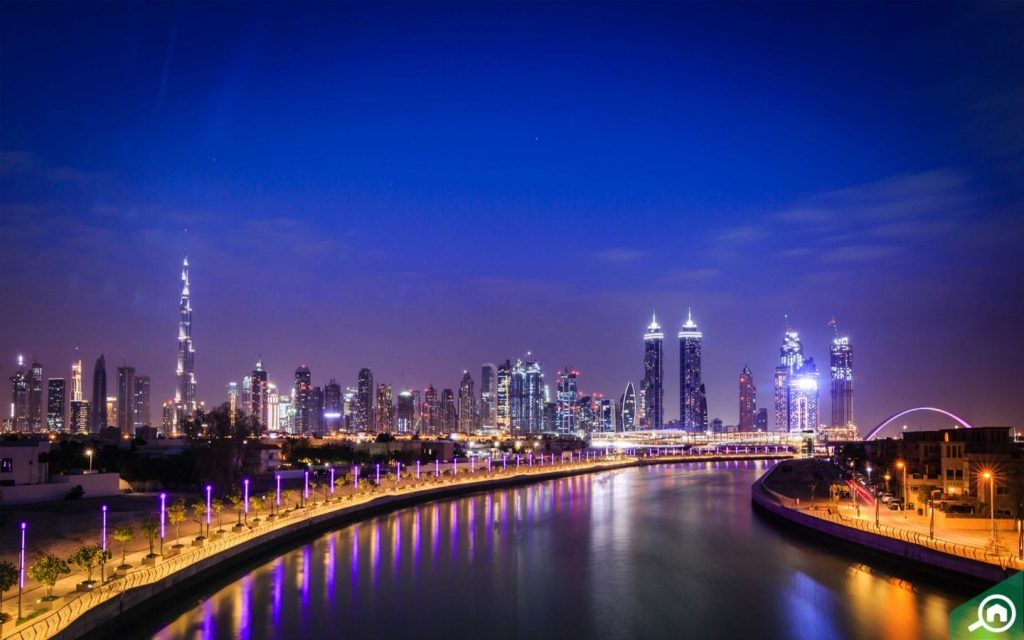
[2,2,1023,431]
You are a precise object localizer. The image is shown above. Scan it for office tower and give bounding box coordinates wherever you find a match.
[411,389,423,431]
[324,379,342,431]
[134,376,151,427]
[27,360,44,430]
[90,355,107,432]
[310,385,325,433]
[620,382,637,431]
[555,368,579,435]
[496,360,511,430]
[356,368,374,432]
[510,356,544,434]
[70,399,90,433]
[542,401,556,432]
[774,329,819,433]
[47,378,66,431]
[480,363,497,430]
[240,376,252,416]
[711,417,724,433]
[175,251,197,418]
[294,365,313,433]
[678,310,706,431]
[266,384,280,432]
[599,398,616,432]
[755,408,769,431]
[375,383,393,432]
[9,355,28,431]
[278,391,293,434]
[227,382,238,425]
[116,366,136,435]
[738,366,756,430]
[161,401,175,433]
[250,359,269,430]
[342,388,356,431]
[424,385,439,435]
[578,395,595,433]
[440,388,457,433]
[457,371,476,432]
[642,314,664,429]
[773,366,788,431]
[106,397,117,429]
[71,360,83,402]
[396,390,415,433]
[830,336,854,428]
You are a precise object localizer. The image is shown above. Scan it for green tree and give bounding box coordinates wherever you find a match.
[917,484,940,506]
[140,516,159,557]
[0,560,17,623]
[191,500,207,537]
[227,493,243,525]
[28,555,71,597]
[211,498,225,532]
[112,526,134,567]
[68,545,102,583]
[168,498,187,545]
[248,495,264,523]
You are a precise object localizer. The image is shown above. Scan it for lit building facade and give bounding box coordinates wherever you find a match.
[47,378,66,431]
[480,363,497,430]
[830,336,854,428]
[134,375,151,427]
[175,252,197,419]
[458,371,475,433]
[250,359,269,431]
[641,314,664,429]
[620,382,637,431]
[90,355,107,432]
[27,360,44,431]
[555,368,579,435]
[294,365,313,433]
[773,329,820,433]
[738,366,756,430]
[396,390,415,433]
[496,361,511,430]
[356,368,374,432]
[440,388,457,433]
[116,365,136,436]
[375,383,393,432]
[424,385,439,435]
[678,310,707,431]
[510,357,544,434]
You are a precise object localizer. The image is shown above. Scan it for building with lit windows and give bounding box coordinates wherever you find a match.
[47,378,65,431]
[642,314,664,429]
[440,388,457,433]
[620,382,637,431]
[830,336,854,428]
[175,252,197,420]
[480,363,497,430]
[738,366,756,430]
[772,329,820,433]
[116,365,136,435]
[458,371,475,432]
[555,368,579,435]
[423,385,438,435]
[678,310,706,432]
[396,390,415,433]
[90,355,107,432]
[250,359,269,430]
[376,383,393,432]
[294,365,313,433]
[356,368,374,432]
[134,376,151,427]
[510,356,544,434]
[496,361,511,430]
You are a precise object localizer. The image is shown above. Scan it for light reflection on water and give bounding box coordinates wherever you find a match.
[152,462,962,640]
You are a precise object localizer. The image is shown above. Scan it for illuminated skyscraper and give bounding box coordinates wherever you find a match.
[424,385,439,434]
[641,314,664,429]
[599,398,616,432]
[106,396,117,428]
[458,371,475,433]
[90,355,107,432]
[250,359,269,430]
[175,252,197,419]
[324,379,342,431]
[294,365,313,433]
[134,375,151,427]
[376,383,393,432]
[70,360,83,402]
[620,382,637,431]
[830,336,854,428]
[678,310,706,431]
[356,368,374,432]
[116,365,136,435]
[774,329,819,433]
[9,355,28,431]
[396,390,415,433]
[266,383,280,432]
[47,378,65,431]
[28,360,44,431]
[555,368,579,435]
[70,399,90,433]
[510,356,544,434]
[480,363,497,430]
[755,408,769,431]
[227,382,238,425]
[496,361,511,430]
[738,366,756,430]
[773,366,788,432]
[440,388,457,433]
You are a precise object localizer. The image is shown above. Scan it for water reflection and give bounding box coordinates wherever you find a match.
[153,463,963,640]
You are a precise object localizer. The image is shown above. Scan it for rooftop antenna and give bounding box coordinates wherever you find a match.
[828,316,839,337]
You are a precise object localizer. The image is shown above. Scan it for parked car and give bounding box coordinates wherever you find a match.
[880,493,894,504]
[887,500,903,510]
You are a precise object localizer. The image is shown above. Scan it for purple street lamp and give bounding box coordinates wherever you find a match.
[529,454,533,468]
[487,456,492,472]
[243,479,250,523]
[516,455,520,469]
[18,522,26,619]
[396,463,401,484]
[304,471,310,501]
[375,463,380,485]
[354,466,360,489]
[101,504,108,582]
[204,485,212,534]
[160,493,167,555]
[471,457,476,473]
[503,454,507,470]
[276,474,282,507]
[329,467,335,495]
[416,460,421,479]
[435,460,440,478]
[452,458,457,476]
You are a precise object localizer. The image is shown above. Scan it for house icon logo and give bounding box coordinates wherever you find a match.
[951,572,1024,639]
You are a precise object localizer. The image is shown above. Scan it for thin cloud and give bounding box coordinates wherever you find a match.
[590,248,649,264]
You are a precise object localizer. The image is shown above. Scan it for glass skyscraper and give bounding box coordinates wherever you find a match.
[642,314,664,429]
[678,310,706,431]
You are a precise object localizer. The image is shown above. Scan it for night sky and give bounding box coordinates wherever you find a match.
[2,3,1023,433]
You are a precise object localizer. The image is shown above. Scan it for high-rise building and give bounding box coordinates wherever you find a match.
[599,398,616,432]
[70,360,83,402]
[70,399,90,433]
[90,355,107,432]
[423,385,439,435]
[106,396,117,430]
[116,366,136,435]
[294,365,313,433]
[277,390,293,434]
[134,376,151,427]
[773,329,819,433]
[356,368,374,432]
[161,401,175,433]
[266,383,281,432]
[755,408,769,431]
[772,366,788,432]
[310,385,324,434]
[480,363,497,430]
[678,310,707,432]
[496,361,511,431]
[27,360,44,431]
[324,379,342,432]
[555,368,579,435]
[458,371,475,433]
[227,382,238,425]
[9,355,28,431]
[738,366,756,430]
[47,378,66,431]
[175,251,197,419]
[240,376,252,416]
[375,383,393,432]
[830,336,854,429]
[250,359,269,430]
[620,382,637,431]
[440,388,457,433]
[510,356,544,434]
[641,314,664,429]
[396,390,415,433]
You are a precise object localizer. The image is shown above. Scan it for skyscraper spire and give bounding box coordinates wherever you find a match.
[175,250,197,419]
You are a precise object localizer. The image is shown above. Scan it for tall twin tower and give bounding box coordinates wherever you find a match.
[640,310,707,431]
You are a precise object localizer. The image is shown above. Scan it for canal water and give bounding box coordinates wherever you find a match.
[152,461,964,640]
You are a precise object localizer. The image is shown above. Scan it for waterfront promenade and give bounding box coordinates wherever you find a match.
[753,458,1022,583]
[2,450,790,640]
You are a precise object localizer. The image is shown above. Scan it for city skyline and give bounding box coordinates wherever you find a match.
[2,3,1023,430]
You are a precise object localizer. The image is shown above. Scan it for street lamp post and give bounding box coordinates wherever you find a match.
[243,478,250,525]
[159,493,166,555]
[85,448,94,472]
[983,470,996,544]
[101,505,108,582]
[206,485,212,535]
[875,490,880,528]
[18,522,26,620]
[896,461,907,518]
